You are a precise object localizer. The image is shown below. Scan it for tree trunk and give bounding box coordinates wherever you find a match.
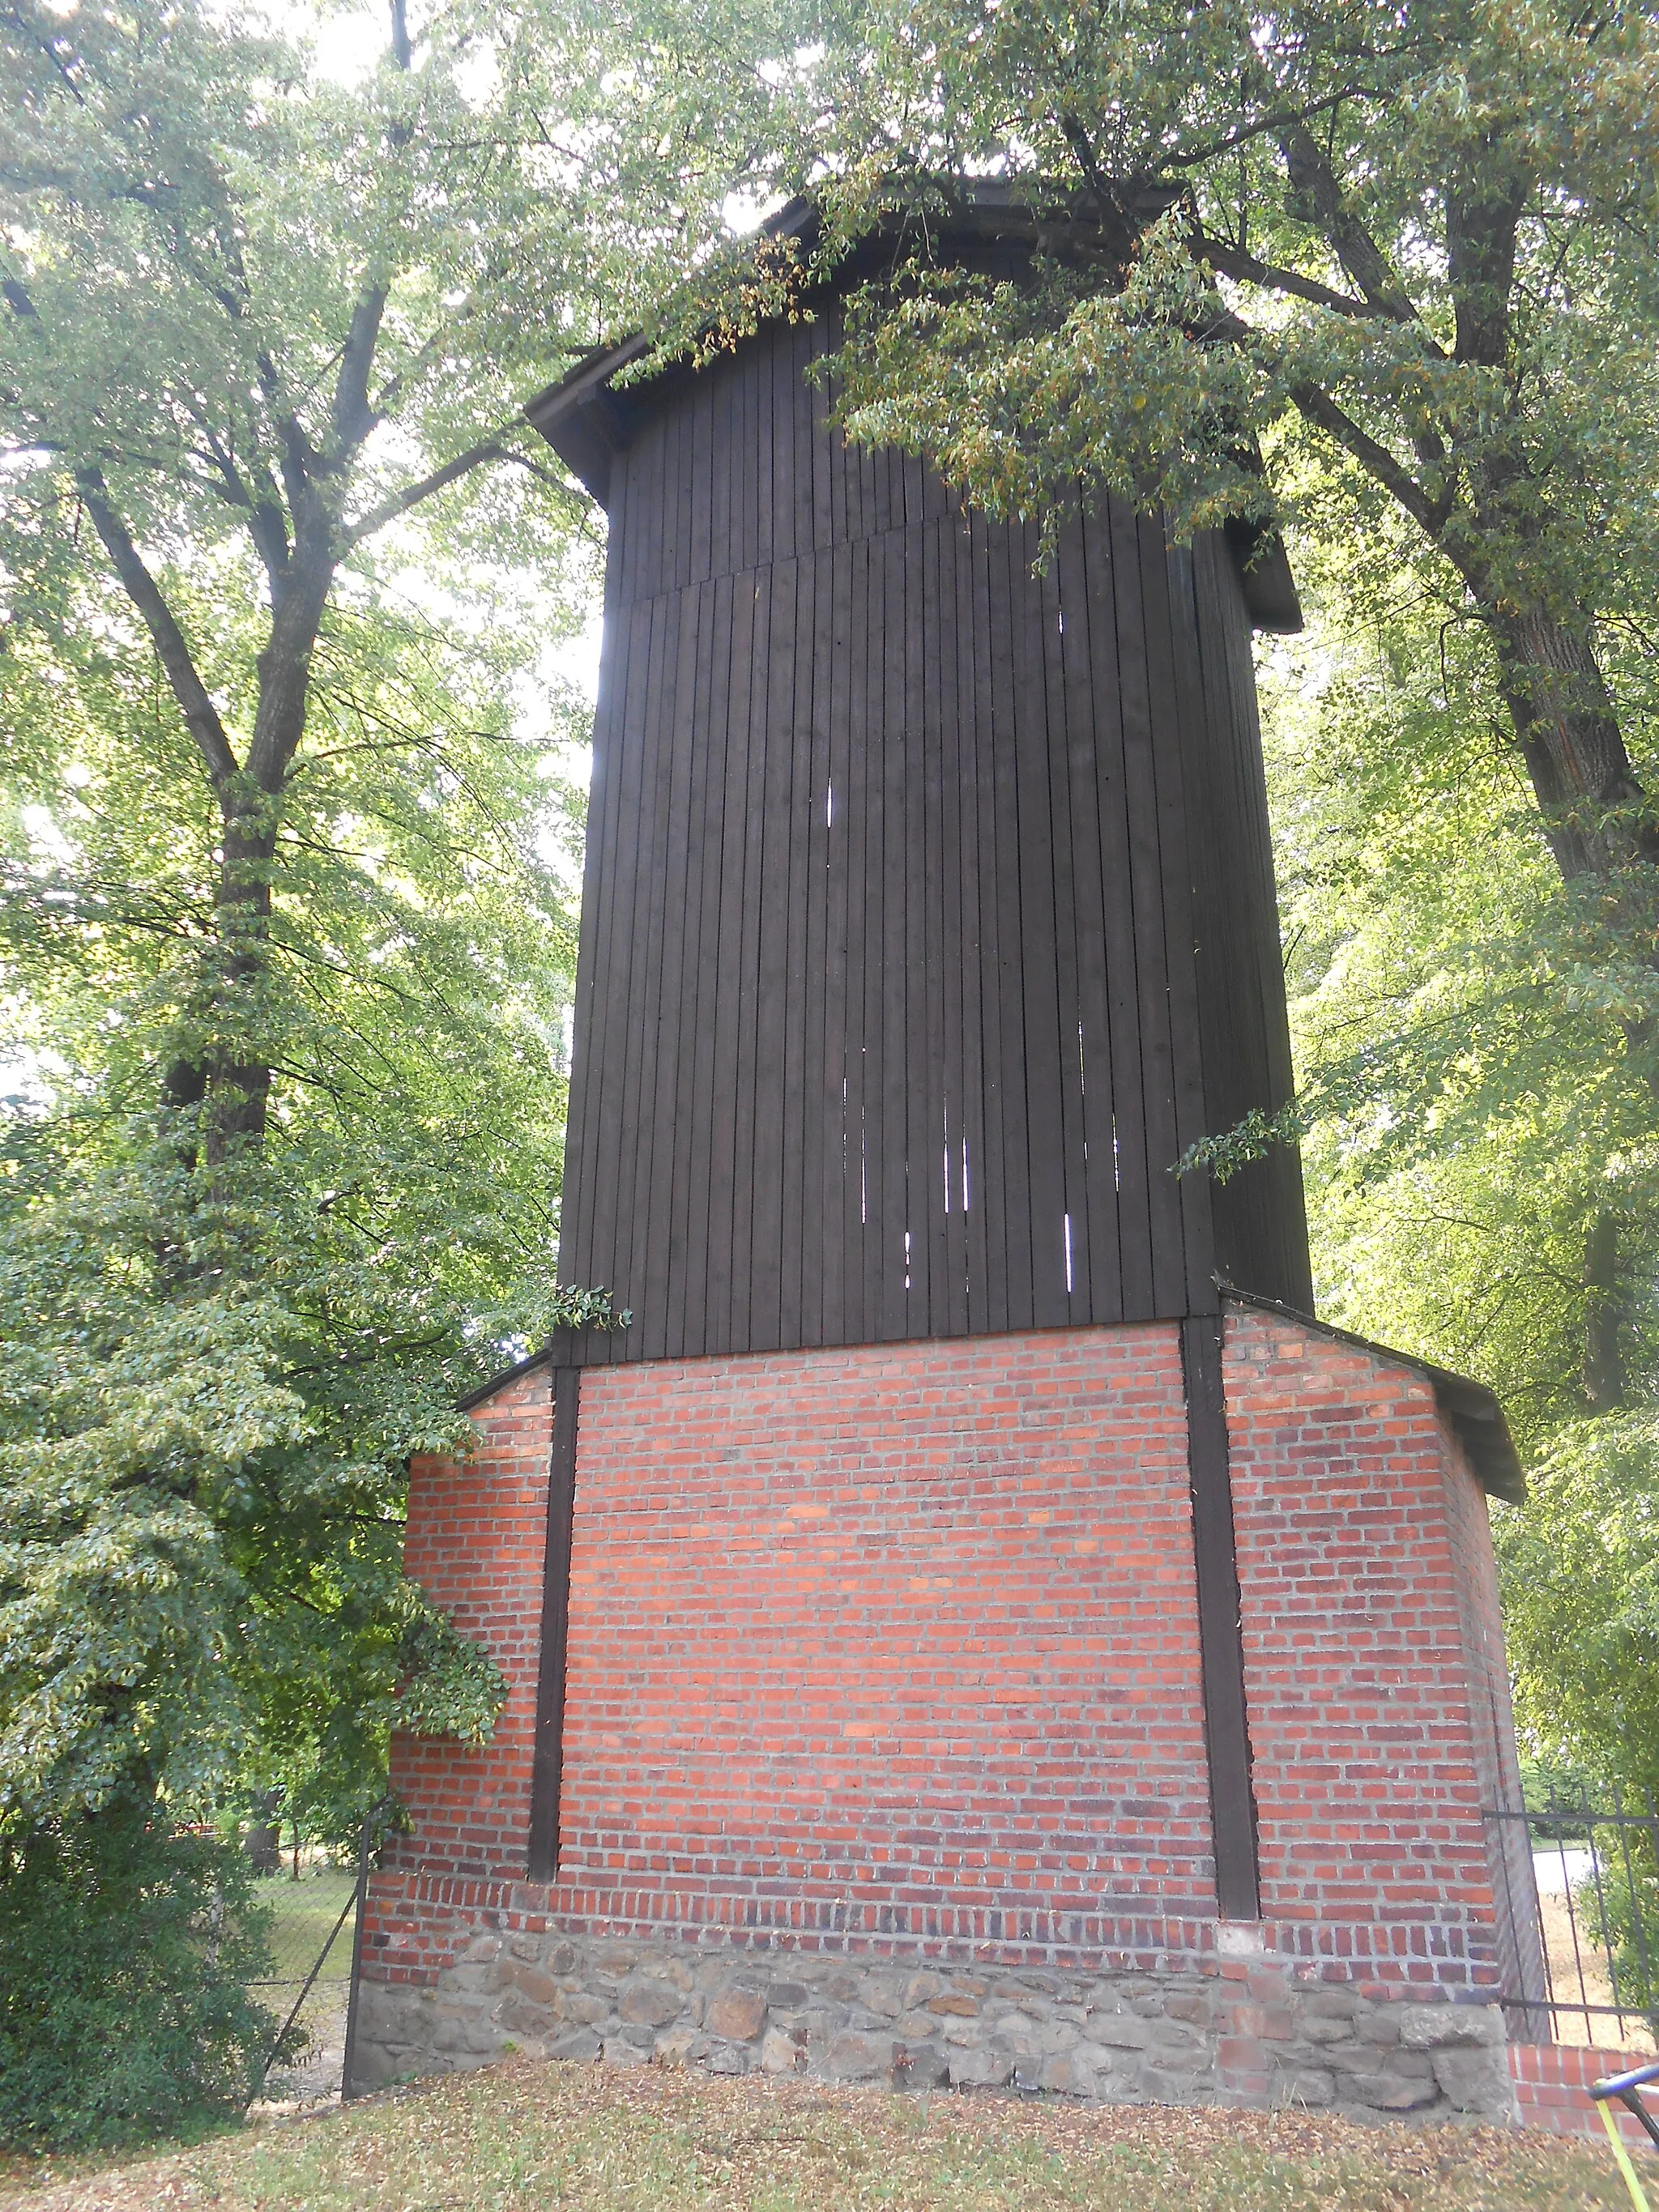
[203,786,279,1166]
[1485,599,1659,889]
[1584,1208,1626,1413]
[198,555,335,1166]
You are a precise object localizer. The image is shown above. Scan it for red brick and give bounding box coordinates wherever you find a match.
[365,1313,1540,2022]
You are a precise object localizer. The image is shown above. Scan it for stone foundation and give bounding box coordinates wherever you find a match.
[353,1934,1517,2126]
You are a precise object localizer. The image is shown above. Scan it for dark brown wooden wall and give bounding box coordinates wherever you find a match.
[555,315,1311,1364]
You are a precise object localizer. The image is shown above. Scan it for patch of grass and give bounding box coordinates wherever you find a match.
[254,1873,359,1987]
[0,2061,1640,2212]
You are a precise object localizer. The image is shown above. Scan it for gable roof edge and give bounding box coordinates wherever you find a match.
[454,1344,554,1414]
[522,192,1301,632]
[1221,1288,1525,1504]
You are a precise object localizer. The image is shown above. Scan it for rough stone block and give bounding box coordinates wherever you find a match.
[548,2026,601,2062]
[497,1992,552,2036]
[1350,2072,1442,2113]
[1431,2044,1518,2120]
[824,2030,898,2082]
[1038,2050,1109,2096]
[706,1988,768,2042]
[1398,2003,1504,2050]
[441,1963,501,1996]
[1273,2069,1335,2108]
[1303,1990,1362,2019]
[948,2044,1017,2090]
[1085,2013,1157,2049]
[761,2025,807,2074]
[603,2035,653,2068]
[621,1977,687,2028]
[861,1975,907,2019]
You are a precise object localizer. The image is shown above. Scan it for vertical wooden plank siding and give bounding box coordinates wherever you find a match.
[552,319,1309,1357]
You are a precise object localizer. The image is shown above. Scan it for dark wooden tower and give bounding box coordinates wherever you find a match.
[530,212,1312,1366]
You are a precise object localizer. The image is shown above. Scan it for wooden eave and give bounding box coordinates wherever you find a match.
[524,191,1303,634]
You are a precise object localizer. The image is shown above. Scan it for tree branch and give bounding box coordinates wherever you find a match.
[188,407,292,586]
[1287,384,1448,535]
[1156,85,1385,173]
[330,283,389,461]
[1276,122,1431,336]
[73,466,239,788]
[1193,229,1392,321]
[342,437,568,546]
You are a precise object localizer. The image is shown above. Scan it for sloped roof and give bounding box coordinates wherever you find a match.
[451,1296,1524,1503]
[524,187,1303,633]
[1222,1289,1525,1503]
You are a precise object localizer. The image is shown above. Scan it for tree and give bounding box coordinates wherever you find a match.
[1246,502,1659,1800]
[788,0,1659,922]
[0,0,794,1161]
[0,0,795,1852]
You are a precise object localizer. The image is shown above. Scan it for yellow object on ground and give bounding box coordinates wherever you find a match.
[1601,2095,1654,2212]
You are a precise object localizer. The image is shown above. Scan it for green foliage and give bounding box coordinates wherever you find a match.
[1495,1419,1659,1801]
[0,535,602,1836]
[800,0,1659,603]
[1257,516,1659,1796]
[0,0,700,1857]
[0,1116,528,1843]
[0,1796,286,2151]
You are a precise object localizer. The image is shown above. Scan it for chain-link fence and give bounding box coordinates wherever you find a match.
[248,1862,360,2106]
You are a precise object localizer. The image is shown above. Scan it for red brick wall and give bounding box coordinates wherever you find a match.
[372,1325,1217,1974]
[1510,2043,1657,2146]
[369,1311,1529,2020]
[553,1326,1213,1951]
[386,1362,550,1875]
[1224,1309,1508,1997]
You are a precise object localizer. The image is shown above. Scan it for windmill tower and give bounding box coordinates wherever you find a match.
[352,198,1539,2122]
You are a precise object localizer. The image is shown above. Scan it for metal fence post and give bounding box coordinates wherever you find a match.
[339,1810,373,2102]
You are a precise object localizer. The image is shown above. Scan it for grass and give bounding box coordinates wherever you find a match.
[253,1872,359,1988]
[0,2059,1643,2212]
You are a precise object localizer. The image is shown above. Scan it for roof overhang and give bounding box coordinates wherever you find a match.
[524,187,1302,634]
[454,1343,552,1413]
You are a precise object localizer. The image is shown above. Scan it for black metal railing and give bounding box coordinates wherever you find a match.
[1485,1789,1659,2048]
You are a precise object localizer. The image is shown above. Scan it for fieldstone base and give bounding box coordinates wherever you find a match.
[352,1933,1517,2125]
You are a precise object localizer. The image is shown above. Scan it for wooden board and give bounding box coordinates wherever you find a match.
[551,319,1310,1359]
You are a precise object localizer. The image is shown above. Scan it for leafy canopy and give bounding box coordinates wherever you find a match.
[0,0,803,1842]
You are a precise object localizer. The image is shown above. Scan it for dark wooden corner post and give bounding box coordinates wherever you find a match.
[1180,1313,1261,1921]
[527,1365,581,1882]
